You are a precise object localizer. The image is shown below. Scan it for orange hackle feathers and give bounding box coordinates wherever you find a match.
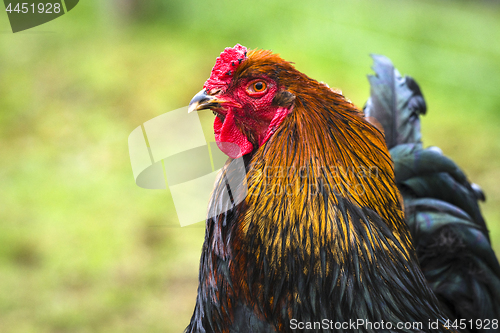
[237,49,412,264]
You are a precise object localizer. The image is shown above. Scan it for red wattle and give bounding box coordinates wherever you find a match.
[215,111,253,159]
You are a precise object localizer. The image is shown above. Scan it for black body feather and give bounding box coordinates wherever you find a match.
[365,55,500,333]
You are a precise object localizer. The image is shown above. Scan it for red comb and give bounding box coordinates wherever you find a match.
[203,44,248,92]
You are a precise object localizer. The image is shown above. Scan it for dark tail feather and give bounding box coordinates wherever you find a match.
[365,54,426,150]
[365,55,500,332]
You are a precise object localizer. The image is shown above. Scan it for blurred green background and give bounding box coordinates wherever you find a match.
[1,0,499,332]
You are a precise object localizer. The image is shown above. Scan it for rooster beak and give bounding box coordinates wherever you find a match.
[188,89,220,113]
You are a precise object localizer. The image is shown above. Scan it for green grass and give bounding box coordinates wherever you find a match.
[0,0,499,332]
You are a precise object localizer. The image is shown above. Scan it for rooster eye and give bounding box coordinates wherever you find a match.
[247,80,268,97]
[253,81,266,91]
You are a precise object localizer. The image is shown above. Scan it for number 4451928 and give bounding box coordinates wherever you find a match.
[5,2,62,14]
[444,319,498,330]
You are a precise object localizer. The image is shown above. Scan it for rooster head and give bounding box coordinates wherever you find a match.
[188,44,296,159]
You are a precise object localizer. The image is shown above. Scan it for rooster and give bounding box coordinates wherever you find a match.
[185,44,499,332]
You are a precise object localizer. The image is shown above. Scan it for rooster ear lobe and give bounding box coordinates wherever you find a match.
[272,90,296,107]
